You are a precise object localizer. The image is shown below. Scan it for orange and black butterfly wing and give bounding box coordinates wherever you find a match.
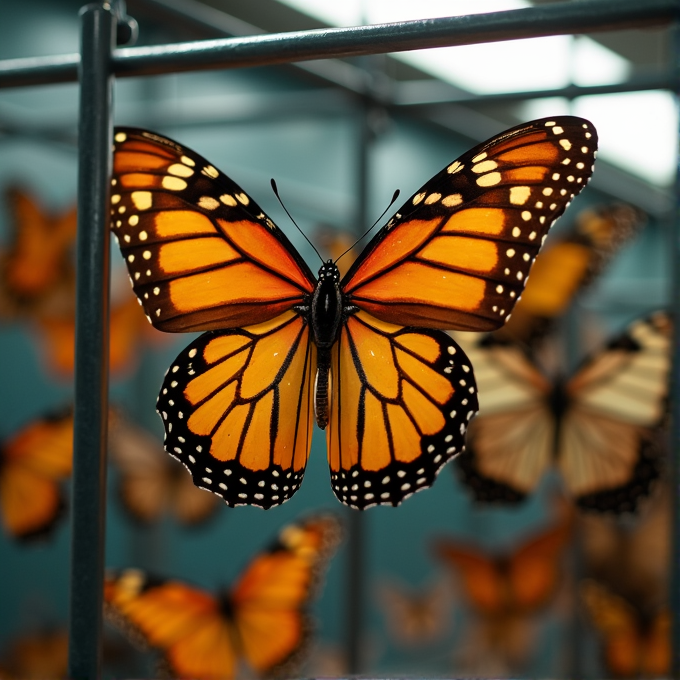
[0,411,73,540]
[495,202,644,345]
[342,116,597,332]
[231,515,342,675]
[104,569,239,680]
[157,311,316,508]
[327,312,477,508]
[111,128,316,333]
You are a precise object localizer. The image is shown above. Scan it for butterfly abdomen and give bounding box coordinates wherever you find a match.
[311,261,343,429]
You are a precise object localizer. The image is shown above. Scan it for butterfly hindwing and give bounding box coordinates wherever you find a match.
[111,128,316,333]
[157,310,316,509]
[327,311,478,509]
[342,116,597,332]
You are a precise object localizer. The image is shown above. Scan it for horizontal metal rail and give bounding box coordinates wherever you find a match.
[0,0,677,89]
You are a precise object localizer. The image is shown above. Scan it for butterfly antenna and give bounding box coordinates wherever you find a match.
[336,189,401,264]
[271,179,323,264]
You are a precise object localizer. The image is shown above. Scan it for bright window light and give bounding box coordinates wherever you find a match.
[522,91,678,186]
[277,0,630,92]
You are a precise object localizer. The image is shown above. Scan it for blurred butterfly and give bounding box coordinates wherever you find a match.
[434,510,571,670]
[110,117,597,509]
[0,410,73,540]
[0,628,68,680]
[375,577,452,647]
[35,292,164,378]
[580,483,670,608]
[0,187,77,316]
[494,202,644,346]
[581,579,669,678]
[434,511,571,619]
[454,312,670,513]
[108,413,219,526]
[104,514,342,680]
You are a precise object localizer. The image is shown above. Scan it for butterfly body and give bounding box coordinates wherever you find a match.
[111,117,597,509]
[307,260,351,429]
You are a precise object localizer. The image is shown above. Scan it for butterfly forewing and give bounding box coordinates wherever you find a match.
[111,128,316,333]
[343,116,597,332]
[327,311,478,509]
[156,310,316,509]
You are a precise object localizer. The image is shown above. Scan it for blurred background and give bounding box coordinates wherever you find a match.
[0,0,674,677]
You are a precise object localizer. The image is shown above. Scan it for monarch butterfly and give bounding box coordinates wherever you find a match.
[454,312,670,513]
[375,577,452,647]
[495,202,644,346]
[434,508,571,671]
[104,514,342,680]
[581,579,669,678]
[433,512,571,619]
[0,410,73,540]
[110,117,597,509]
[0,628,69,680]
[0,187,77,315]
[108,413,219,526]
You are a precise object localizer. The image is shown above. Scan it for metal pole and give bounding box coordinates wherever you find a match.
[0,0,676,89]
[345,97,373,675]
[67,5,115,680]
[671,16,680,676]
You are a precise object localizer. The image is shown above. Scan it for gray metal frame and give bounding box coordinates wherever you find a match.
[0,1,678,677]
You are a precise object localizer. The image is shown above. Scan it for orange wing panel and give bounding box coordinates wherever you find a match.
[157,311,315,508]
[326,311,478,509]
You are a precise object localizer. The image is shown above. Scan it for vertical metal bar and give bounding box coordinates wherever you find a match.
[345,95,373,675]
[67,4,115,680]
[671,16,680,676]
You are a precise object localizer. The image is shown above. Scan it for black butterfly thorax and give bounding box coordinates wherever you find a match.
[549,378,570,457]
[301,261,357,430]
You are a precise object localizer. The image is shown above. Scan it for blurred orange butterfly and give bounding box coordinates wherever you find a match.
[33,279,169,378]
[434,513,571,619]
[104,514,342,680]
[0,187,76,316]
[0,410,73,540]
[110,117,597,509]
[454,312,670,513]
[434,509,571,669]
[108,413,219,526]
[495,202,644,345]
[376,577,452,647]
[581,579,669,678]
[580,484,670,608]
[0,628,69,680]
